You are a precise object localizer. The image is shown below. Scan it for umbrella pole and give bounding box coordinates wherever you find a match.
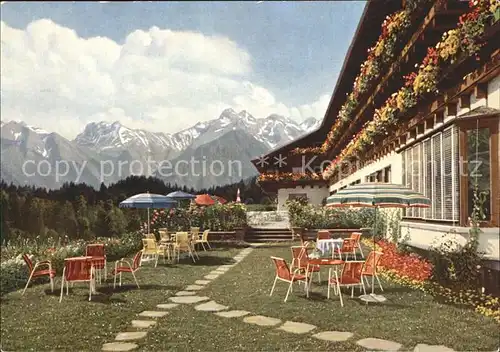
[148,208,150,234]
[372,206,377,295]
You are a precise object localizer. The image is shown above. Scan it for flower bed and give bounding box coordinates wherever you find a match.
[362,238,500,324]
[0,232,142,295]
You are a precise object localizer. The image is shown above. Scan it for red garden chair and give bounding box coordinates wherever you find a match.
[317,230,331,240]
[335,238,358,261]
[349,232,364,258]
[328,261,366,306]
[60,257,95,302]
[85,243,106,283]
[22,254,56,294]
[362,250,384,292]
[290,246,321,283]
[112,250,142,289]
[269,256,308,302]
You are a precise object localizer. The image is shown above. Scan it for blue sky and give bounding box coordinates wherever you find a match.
[0,1,366,137]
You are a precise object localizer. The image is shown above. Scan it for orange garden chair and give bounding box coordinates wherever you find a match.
[172,232,197,263]
[362,251,384,292]
[112,250,142,289]
[290,246,321,283]
[22,254,56,294]
[59,257,95,302]
[349,232,364,258]
[195,230,212,251]
[317,230,331,240]
[85,243,107,283]
[269,256,308,302]
[328,261,366,306]
[141,238,167,267]
[335,238,358,261]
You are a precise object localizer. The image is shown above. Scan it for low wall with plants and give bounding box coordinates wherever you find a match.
[0,232,143,296]
[149,203,247,233]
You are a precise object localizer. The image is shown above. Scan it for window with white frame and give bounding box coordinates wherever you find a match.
[402,125,459,222]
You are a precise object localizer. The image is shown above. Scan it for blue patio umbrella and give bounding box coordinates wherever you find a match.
[119,193,178,233]
[166,191,196,199]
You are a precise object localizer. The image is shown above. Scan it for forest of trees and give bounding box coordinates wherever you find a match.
[0,176,270,245]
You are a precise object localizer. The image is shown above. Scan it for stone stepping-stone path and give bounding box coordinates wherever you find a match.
[243,315,282,327]
[115,332,147,341]
[175,291,197,296]
[194,300,228,312]
[101,247,253,352]
[184,284,205,291]
[156,303,178,309]
[414,344,456,352]
[312,331,353,342]
[138,311,168,318]
[131,320,156,329]
[278,321,316,334]
[214,310,250,318]
[357,337,402,351]
[102,342,138,351]
[204,274,220,280]
[169,295,210,304]
[195,280,211,285]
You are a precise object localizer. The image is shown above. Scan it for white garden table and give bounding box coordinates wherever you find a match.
[316,238,344,258]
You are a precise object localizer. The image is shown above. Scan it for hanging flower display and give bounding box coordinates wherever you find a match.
[323,0,494,181]
[292,0,427,156]
[258,172,323,183]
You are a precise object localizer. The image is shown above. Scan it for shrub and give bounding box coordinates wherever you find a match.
[150,203,247,232]
[286,200,377,229]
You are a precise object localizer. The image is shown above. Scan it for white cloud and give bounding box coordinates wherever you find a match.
[0,19,330,139]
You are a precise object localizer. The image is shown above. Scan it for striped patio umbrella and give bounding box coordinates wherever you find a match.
[166,191,196,199]
[326,183,431,208]
[119,193,178,233]
[325,182,430,303]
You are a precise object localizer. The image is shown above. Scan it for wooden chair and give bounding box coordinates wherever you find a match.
[290,246,321,283]
[362,251,384,292]
[85,243,106,283]
[112,250,142,289]
[59,257,95,302]
[269,256,308,302]
[22,254,56,294]
[328,261,366,306]
[335,238,358,261]
[349,232,364,258]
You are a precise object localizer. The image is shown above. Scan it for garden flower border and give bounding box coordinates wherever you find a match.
[362,238,500,324]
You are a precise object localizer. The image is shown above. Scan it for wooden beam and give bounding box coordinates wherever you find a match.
[474,82,488,99]
[445,102,457,117]
[435,111,444,124]
[459,94,471,109]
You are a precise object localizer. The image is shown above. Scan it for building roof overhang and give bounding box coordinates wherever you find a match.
[251,0,403,165]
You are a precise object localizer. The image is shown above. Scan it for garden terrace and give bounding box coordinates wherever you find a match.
[2,243,499,351]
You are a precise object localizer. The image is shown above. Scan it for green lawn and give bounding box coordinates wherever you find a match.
[1,243,498,351]
[0,246,240,351]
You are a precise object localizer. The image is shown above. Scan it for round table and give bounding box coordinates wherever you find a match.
[305,258,344,298]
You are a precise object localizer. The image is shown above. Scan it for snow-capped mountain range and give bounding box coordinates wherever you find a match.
[0,109,320,189]
[74,108,320,153]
